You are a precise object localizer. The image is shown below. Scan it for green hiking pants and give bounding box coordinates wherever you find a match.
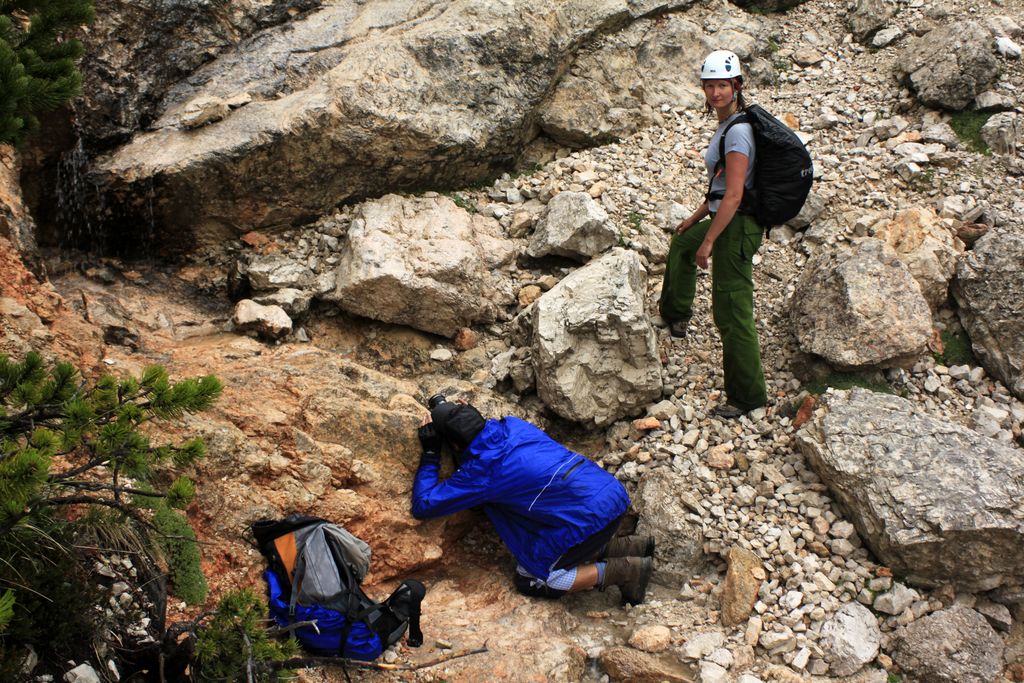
[659,213,768,411]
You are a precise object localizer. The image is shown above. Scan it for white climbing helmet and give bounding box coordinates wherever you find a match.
[700,50,742,80]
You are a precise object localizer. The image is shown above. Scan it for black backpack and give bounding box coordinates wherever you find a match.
[252,515,425,661]
[707,104,814,229]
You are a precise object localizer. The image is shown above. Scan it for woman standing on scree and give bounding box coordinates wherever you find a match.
[659,49,768,419]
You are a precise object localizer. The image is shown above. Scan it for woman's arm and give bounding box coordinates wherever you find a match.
[675,201,710,234]
[695,151,748,270]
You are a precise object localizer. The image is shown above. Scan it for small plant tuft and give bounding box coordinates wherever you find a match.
[949,110,992,155]
[933,329,976,367]
[445,192,477,214]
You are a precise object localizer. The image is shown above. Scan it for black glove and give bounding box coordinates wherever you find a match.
[417,423,442,465]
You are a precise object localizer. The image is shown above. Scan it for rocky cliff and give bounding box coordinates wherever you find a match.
[3,0,1024,680]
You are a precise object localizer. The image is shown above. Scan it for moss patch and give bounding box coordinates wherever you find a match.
[949,111,992,155]
[934,329,976,366]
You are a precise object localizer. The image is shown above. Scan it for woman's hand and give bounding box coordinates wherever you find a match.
[696,239,713,270]
[674,220,691,235]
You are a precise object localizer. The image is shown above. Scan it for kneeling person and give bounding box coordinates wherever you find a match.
[411,396,654,604]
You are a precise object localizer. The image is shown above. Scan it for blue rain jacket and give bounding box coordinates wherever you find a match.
[411,416,630,579]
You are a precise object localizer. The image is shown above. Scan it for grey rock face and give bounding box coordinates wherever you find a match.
[78,0,320,148]
[532,248,662,426]
[895,22,1000,110]
[952,230,1024,401]
[819,602,880,676]
[797,388,1024,591]
[633,469,706,585]
[893,605,1005,683]
[527,192,618,262]
[537,12,767,147]
[323,194,516,337]
[791,238,932,370]
[848,0,894,42]
[92,0,696,249]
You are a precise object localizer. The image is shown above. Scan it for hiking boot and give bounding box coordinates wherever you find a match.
[603,556,653,606]
[604,535,656,559]
[712,403,745,419]
[668,320,689,339]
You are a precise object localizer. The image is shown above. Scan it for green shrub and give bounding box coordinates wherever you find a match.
[0,352,220,673]
[933,329,976,366]
[194,588,298,682]
[949,111,992,154]
[153,504,208,605]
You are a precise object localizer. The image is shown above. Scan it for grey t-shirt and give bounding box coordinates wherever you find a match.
[705,111,756,213]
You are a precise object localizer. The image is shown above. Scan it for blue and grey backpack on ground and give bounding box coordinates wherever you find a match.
[252,515,425,661]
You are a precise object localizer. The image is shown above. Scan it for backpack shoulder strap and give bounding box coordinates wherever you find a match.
[717,111,751,170]
[707,112,751,203]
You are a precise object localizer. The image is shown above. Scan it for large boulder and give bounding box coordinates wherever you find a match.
[537,12,768,146]
[892,605,1005,683]
[895,22,1000,110]
[92,1,696,250]
[323,194,517,337]
[952,230,1024,401]
[532,248,663,425]
[527,192,618,262]
[872,207,963,311]
[796,388,1024,592]
[633,469,706,586]
[847,0,894,43]
[791,238,932,370]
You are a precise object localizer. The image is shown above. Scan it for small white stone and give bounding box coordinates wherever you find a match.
[996,36,1021,58]
[430,348,454,362]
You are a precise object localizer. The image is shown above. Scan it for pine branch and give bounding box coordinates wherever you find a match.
[0,493,150,536]
[272,646,489,673]
[56,480,165,497]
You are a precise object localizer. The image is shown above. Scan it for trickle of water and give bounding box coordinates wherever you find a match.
[55,136,106,252]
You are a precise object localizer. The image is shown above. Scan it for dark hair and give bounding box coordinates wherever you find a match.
[702,76,746,117]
